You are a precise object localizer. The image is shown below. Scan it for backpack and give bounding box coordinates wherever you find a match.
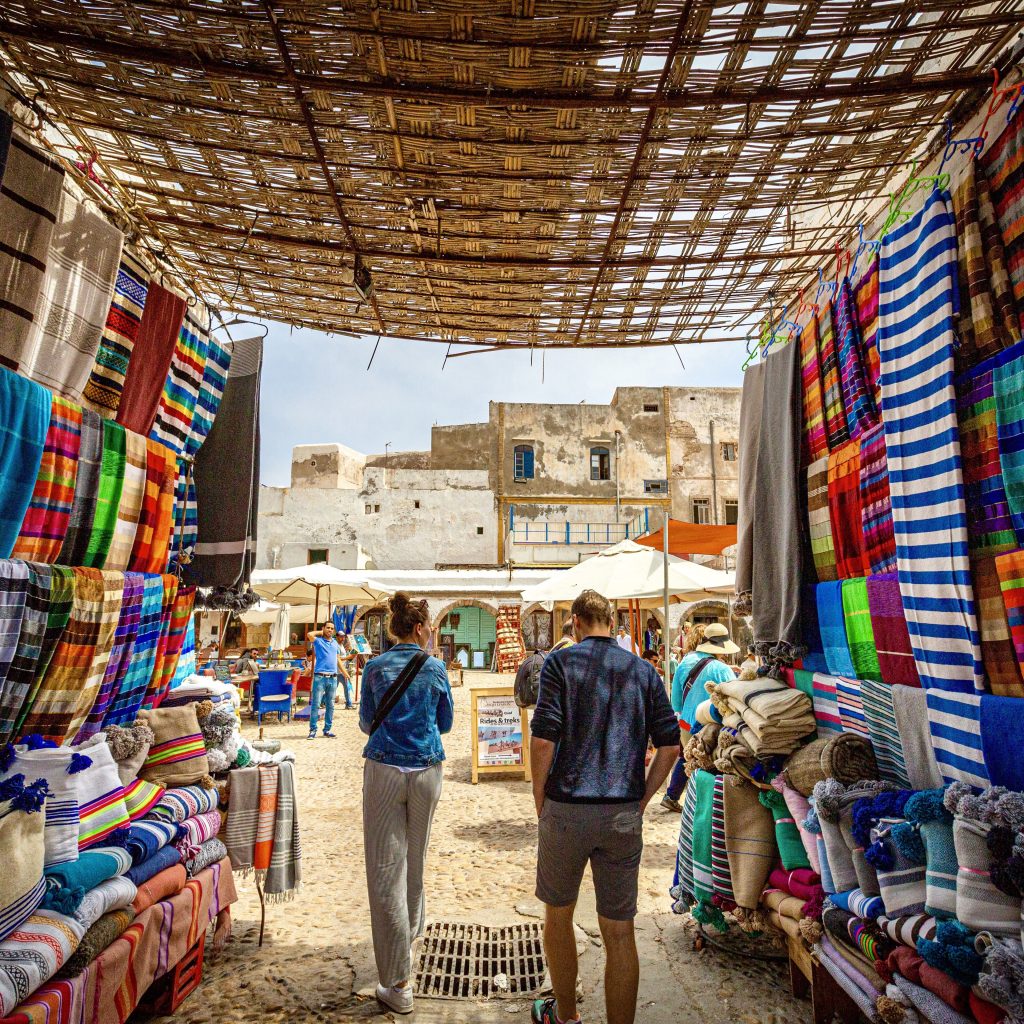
[514,651,546,708]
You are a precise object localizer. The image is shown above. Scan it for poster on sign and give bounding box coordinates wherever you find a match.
[470,687,531,783]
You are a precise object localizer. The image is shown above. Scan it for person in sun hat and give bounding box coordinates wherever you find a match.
[659,622,739,812]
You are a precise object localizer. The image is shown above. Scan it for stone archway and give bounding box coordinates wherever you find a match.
[431,598,502,631]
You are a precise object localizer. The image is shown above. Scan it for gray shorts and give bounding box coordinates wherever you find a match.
[535,799,644,921]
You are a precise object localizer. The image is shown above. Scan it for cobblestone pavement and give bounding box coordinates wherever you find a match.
[148,675,812,1024]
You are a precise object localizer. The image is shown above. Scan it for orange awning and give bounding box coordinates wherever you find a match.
[634,519,737,557]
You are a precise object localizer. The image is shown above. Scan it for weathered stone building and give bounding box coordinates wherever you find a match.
[257,386,741,573]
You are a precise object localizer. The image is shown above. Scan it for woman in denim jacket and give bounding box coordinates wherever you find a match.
[359,592,454,1015]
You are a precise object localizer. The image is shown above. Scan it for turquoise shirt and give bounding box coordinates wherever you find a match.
[671,652,735,731]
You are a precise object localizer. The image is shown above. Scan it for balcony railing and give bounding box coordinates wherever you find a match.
[509,509,651,546]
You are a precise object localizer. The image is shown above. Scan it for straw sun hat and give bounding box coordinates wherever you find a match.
[695,622,740,656]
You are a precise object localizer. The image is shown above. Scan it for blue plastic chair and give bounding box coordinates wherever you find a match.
[253,669,293,725]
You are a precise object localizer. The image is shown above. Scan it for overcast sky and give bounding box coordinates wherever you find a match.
[256,323,747,487]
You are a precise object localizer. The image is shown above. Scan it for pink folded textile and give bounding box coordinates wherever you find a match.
[173,809,221,859]
[772,775,821,874]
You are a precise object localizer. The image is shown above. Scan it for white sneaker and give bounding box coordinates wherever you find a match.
[376,983,414,1014]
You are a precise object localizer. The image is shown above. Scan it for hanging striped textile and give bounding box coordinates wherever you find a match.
[150,585,196,708]
[981,110,1024,332]
[142,576,180,710]
[816,582,856,677]
[841,577,882,682]
[128,440,176,575]
[951,158,1021,369]
[0,562,52,744]
[810,672,843,737]
[957,353,1018,554]
[150,307,211,455]
[924,688,989,788]
[865,573,920,687]
[835,675,868,737]
[12,395,82,563]
[972,553,1023,697]
[0,561,30,738]
[17,568,124,744]
[995,548,1024,685]
[826,440,868,579]
[12,566,74,736]
[861,679,910,787]
[833,276,878,439]
[83,420,127,568]
[711,774,735,908]
[807,457,838,582]
[0,367,51,560]
[992,338,1024,544]
[105,428,148,572]
[170,337,233,569]
[858,423,897,574]
[56,407,102,566]
[877,188,984,695]
[800,314,828,464]
[74,572,145,742]
[102,573,166,728]
[817,303,850,450]
[854,256,882,411]
[83,251,151,418]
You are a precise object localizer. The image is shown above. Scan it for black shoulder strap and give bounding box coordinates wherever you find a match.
[369,651,430,736]
[680,656,715,704]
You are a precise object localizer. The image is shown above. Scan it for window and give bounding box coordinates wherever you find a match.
[476,526,484,535]
[642,402,659,413]
[307,548,328,564]
[644,479,668,494]
[364,504,372,515]
[722,442,738,462]
[513,444,535,480]
[374,504,381,513]
[590,446,611,481]
[692,498,711,524]
[414,500,421,509]
[724,500,739,526]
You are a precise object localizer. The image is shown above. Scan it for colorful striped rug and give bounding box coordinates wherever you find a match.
[82,251,151,418]
[995,547,1024,684]
[957,354,1018,553]
[924,688,989,788]
[104,427,148,572]
[972,553,1023,697]
[876,188,984,694]
[102,573,166,728]
[854,255,882,411]
[711,773,735,908]
[0,367,51,559]
[827,440,868,579]
[816,582,856,678]
[808,672,844,737]
[142,576,181,710]
[0,562,50,744]
[817,302,850,450]
[12,395,82,563]
[835,675,868,738]
[56,407,102,566]
[864,572,920,687]
[834,276,878,440]
[128,440,176,575]
[807,456,838,581]
[149,585,196,709]
[981,109,1024,333]
[951,158,1020,368]
[992,337,1024,544]
[800,314,829,463]
[858,423,897,573]
[860,678,910,787]
[73,572,145,742]
[83,420,127,568]
[150,307,211,456]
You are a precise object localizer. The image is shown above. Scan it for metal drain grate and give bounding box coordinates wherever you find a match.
[414,921,546,999]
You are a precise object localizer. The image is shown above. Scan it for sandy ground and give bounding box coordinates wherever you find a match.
[145,674,812,1024]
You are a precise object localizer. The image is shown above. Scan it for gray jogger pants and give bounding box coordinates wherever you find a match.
[362,759,444,987]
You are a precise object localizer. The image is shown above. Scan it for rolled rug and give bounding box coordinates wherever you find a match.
[974,933,1024,1019]
[820,732,879,786]
[916,919,983,989]
[0,910,86,1017]
[768,909,802,941]
[767,867,824,905]
[174,808,221,859]
[803,799,836,893]
[131,862,186,915]
[891,975,972,1024]
[124,842,181,887]
[184,836,227,878]
[813,780,863,893]
[124,818,183,866]
[122,778,164,822]
[830,888,885,920]
[847,790,915,899]
[878,914,938,949]
[143,784,218,823]
[760,786,811,871]
[903,789,957,920]
[54,906,134,980]
[815,941,885,1022]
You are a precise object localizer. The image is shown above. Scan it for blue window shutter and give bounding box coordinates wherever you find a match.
[523,447,534,478]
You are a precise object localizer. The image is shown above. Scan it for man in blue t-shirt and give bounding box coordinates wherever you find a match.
[307,622,345,739]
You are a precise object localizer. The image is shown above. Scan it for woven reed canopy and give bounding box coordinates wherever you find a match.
[0,1,1021,348]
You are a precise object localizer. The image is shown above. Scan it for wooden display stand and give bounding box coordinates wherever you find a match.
[470,686,531,784]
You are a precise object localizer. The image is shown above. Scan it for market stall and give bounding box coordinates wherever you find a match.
[671,78,1024,1024]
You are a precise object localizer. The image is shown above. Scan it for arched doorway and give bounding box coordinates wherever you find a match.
[437,604,497,670]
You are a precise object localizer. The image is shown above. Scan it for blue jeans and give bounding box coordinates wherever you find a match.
[341,675,353,708]
[310,674,338,734]
[666,755,688,801]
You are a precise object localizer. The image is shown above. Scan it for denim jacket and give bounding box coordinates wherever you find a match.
[359,644,454,768]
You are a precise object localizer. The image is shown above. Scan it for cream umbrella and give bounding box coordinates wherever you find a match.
[250,564,391,629]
